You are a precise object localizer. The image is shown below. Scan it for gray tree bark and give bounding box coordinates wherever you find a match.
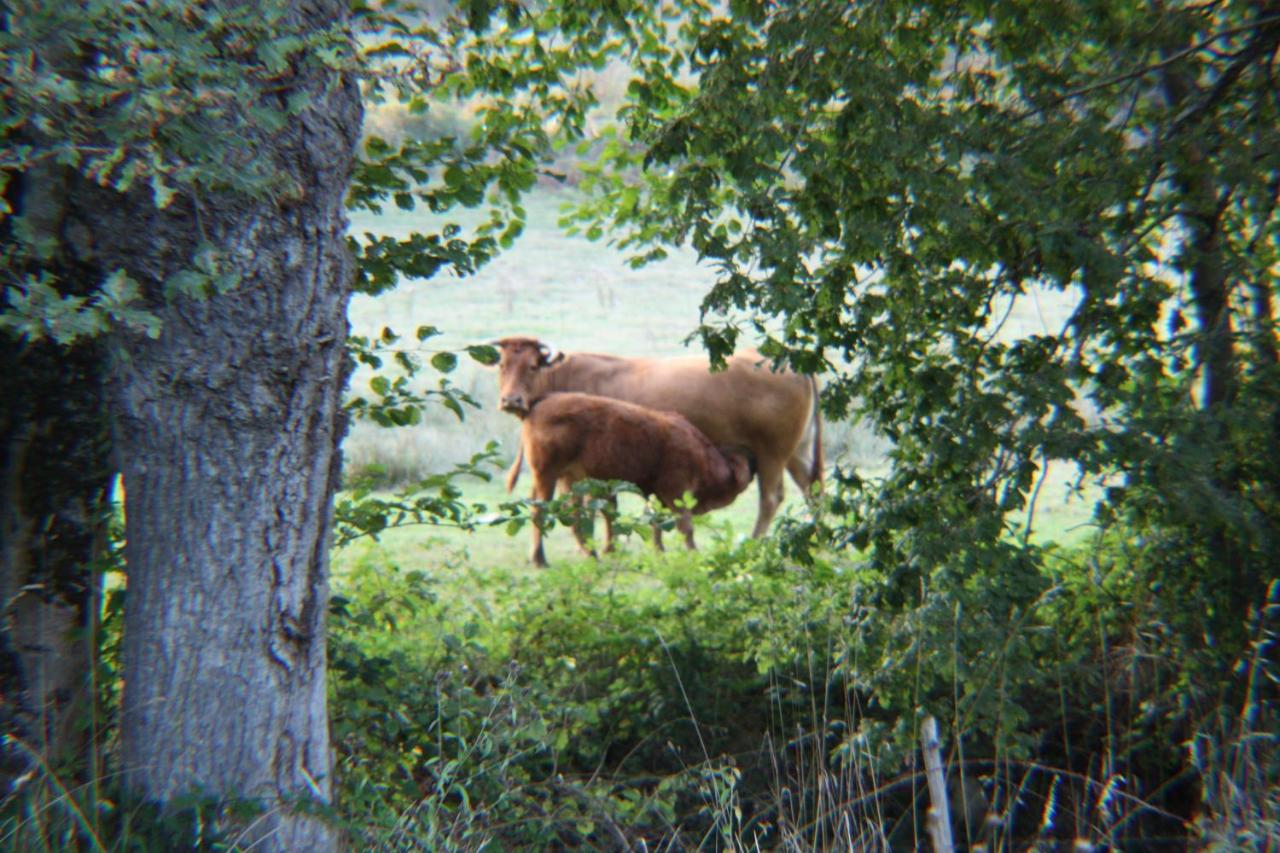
[66,2,362,848]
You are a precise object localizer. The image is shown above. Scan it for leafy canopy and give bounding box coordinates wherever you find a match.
[565,0,1279,644]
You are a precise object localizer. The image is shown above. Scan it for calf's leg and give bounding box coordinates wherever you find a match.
[650,500,695,552]
[560,477,597,558]
[601,494,618,553]
[677,509,696,550]
[529,474,556,567]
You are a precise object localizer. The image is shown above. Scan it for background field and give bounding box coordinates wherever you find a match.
[338,189,1097,572]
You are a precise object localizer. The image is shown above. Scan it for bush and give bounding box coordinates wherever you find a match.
[324,507,1280,851]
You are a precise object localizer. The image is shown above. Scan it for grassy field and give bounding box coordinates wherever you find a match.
[348,192,722,357]
[337,188,1098,577]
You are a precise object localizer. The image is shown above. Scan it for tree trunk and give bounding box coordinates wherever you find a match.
[0,337,111,787]
[110,249,350,848]
[1,159,113,792]
[66,3,362,848]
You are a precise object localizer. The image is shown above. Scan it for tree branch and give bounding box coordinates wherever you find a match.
[1011,14,1280,123]
[1167,14,1280,136]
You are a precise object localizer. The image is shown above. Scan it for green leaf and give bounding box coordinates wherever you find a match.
[465,344,499,366]
[431,351,458,373]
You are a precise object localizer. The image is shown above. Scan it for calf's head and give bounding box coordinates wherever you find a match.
[696,447,756,513]
[494,336,563,415]
[725,449,755,493]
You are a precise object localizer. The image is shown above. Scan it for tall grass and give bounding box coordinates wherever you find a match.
[1188,585,1279,849]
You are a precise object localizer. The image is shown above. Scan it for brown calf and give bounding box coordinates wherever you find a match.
[507,392,755,566]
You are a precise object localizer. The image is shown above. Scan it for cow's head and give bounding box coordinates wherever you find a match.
[494,336,564,415]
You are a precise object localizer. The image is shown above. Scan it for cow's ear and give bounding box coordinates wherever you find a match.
[537,343,564,367]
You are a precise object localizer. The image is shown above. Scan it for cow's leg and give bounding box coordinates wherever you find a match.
[787,394,824,501]
[785,454,817,500]
[529,475,556,567]
[751,456,787,538]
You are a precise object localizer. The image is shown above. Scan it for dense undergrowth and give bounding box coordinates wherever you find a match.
[3,509,1275,851]
[323,523,1276,851]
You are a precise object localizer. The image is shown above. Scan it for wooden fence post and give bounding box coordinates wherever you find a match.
[922,716,955,853]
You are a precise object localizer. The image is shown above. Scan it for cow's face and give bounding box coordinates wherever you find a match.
[495,336,563,415]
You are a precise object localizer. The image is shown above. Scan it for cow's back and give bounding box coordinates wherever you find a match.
[568,350,812,457]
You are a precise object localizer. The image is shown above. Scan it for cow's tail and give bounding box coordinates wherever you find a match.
[808,375,825,495]
[505,444,524,493]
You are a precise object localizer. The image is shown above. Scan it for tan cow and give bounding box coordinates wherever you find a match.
[507,392,755,566]
[495,336,822,537]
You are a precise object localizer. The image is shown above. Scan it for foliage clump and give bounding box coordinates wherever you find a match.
[322,524,1276,850]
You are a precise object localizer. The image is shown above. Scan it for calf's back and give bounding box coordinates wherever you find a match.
[522,393,750,510]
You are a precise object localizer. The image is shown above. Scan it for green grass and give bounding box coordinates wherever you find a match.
[332,473,814,577]
[331,459,1102,586]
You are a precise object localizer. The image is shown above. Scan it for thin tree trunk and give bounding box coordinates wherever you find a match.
[1159,29,1253,611]
[66,2,361,847]
[1245,175,1279,371]
[1162,149,1236,410]
[1159,37,1238,410]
